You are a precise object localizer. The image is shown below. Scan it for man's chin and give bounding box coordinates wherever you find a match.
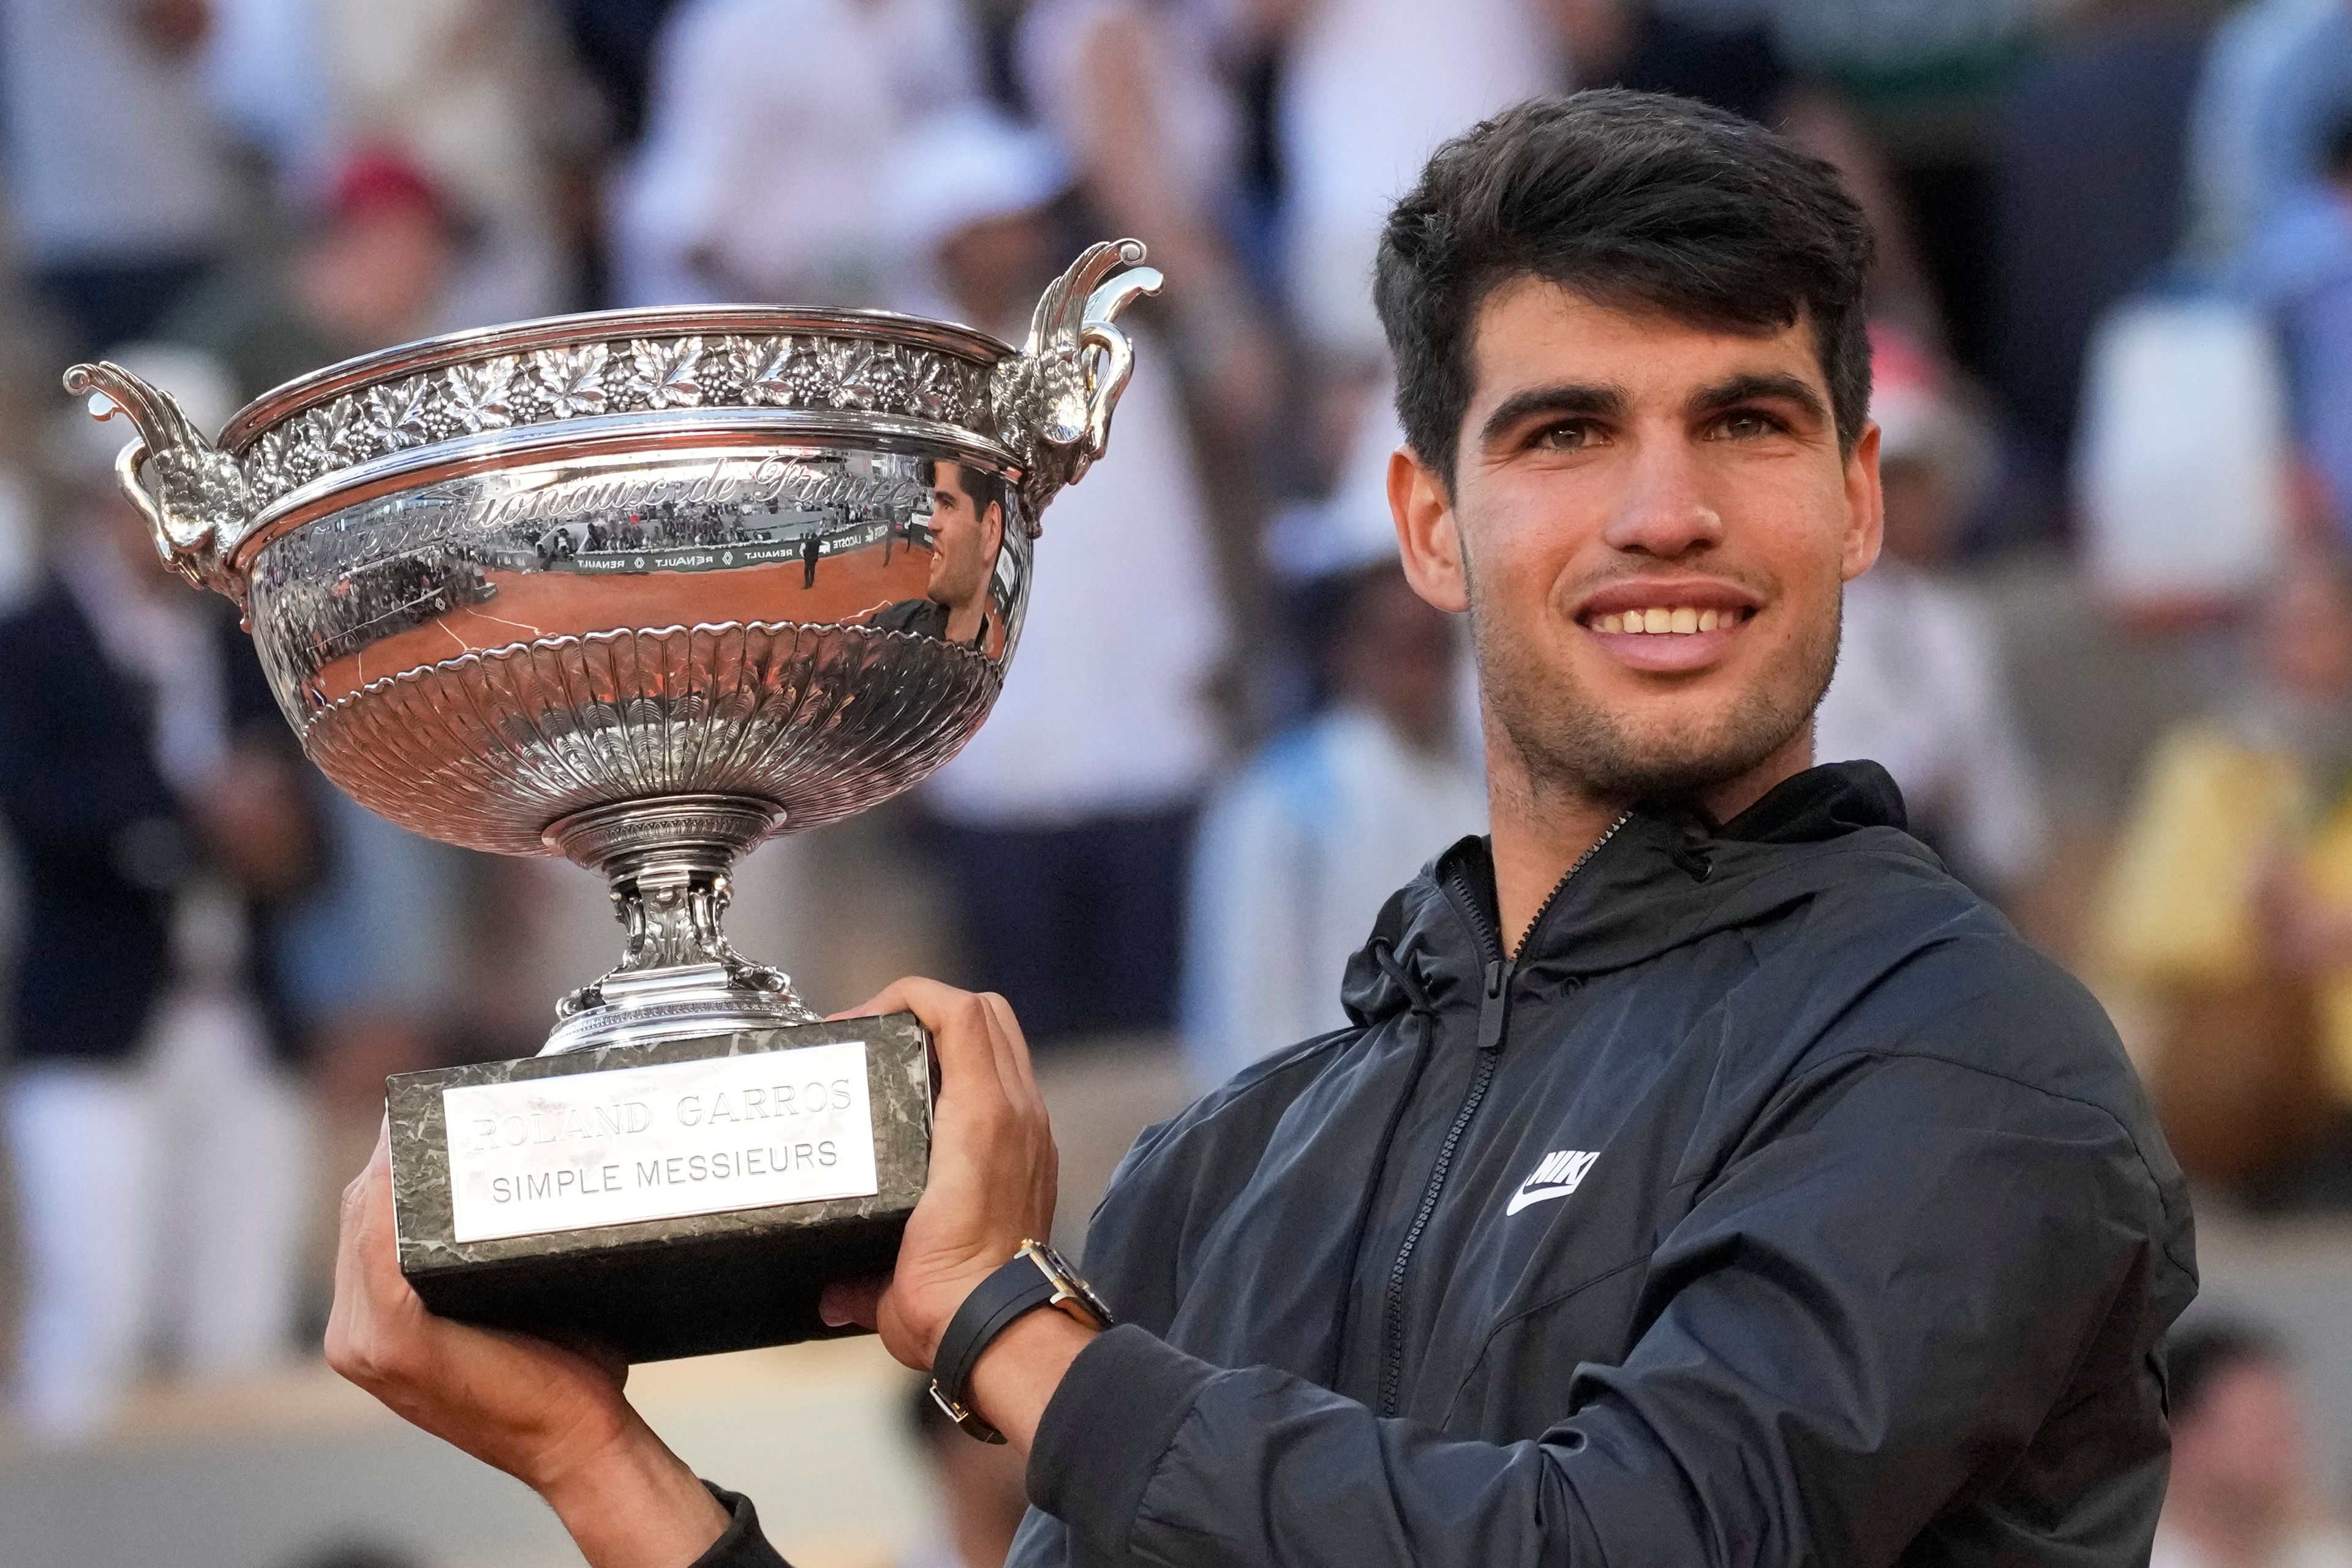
[1523,703,1811,807]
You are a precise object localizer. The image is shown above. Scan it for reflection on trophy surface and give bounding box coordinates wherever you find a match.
[64,240,1161,1359]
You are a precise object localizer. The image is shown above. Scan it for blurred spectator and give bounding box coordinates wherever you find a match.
[2187,0,2352,262]
[902,1378,1029,1568]
[2094,549,2352,1207]
[1183,409,1483,1087]
[0,345,318,1441]
[1018,0,1279,437]
[1725,0,2048,375]
[897,107,1227,1046]
[613,0,979,307]
[1990,0,2214,487]
[1548,3,1942,349]
[1549,0,1789,121]
[0,0,236,357]
[559,0,690,150]
[1814,325,2048,900]
[168,149,462,398]
[2234,111,2352,543]
[1275,0,1561,364]
[198,0,333,191]
[2154,1321,2352,1568]
[2074,272,2293,613]
[312,0,599,325]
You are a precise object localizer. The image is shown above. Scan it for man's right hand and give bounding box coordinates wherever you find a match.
[326,1121,731,1567]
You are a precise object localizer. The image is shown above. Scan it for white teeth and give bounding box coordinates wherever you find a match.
[1590,605,1744,634]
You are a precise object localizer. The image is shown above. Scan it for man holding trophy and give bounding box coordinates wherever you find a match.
[76,92,2192,1567]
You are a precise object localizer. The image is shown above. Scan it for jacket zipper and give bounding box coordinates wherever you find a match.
[1378,811,1632,1416]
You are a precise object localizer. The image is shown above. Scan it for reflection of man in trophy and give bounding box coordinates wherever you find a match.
[325,96,2192,1568]
[872,459,1003,648]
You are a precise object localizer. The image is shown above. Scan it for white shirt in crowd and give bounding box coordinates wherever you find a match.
[1183,704,1487,1089]
[1279,0,1559,358]
[1017,0,1242,219]
[614,0,979,308]
[1812,561,2048,894]
[923,336,1227,828]
[0,0,233,265]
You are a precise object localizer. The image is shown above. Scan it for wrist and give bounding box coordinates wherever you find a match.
[536,1417,730,1568]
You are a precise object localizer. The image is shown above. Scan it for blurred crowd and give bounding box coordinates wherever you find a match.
[9,0,2352,1558]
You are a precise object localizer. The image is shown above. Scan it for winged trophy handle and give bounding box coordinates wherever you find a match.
[61,361,252,600]
[990,239,1165,528]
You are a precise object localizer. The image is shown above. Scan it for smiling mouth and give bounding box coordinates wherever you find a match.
[1581,605,1756,635]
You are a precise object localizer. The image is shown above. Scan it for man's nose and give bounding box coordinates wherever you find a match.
[1600,442,1727,559]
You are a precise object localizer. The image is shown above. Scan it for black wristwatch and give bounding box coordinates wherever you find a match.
[927,1238,1113,1443]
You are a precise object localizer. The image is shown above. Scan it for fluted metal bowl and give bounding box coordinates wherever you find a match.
[69,242,1161,1049]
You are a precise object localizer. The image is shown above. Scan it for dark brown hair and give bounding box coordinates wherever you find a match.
[1373,90,1875,481]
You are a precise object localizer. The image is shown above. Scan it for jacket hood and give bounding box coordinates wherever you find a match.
[1341,761,1938,1027]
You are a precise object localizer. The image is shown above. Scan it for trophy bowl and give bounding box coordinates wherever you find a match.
[67,240,1161,1054]
[65,244,1161,1359]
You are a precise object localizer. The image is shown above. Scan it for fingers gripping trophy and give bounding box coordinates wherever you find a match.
[66,242,1162,1360]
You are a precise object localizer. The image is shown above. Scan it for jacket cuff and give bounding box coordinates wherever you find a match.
[688,1484,790,1568]
[1027,1324,1221,1553]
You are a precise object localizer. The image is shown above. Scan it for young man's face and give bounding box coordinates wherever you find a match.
[1393,278,1881,803]
[926,462,1003,612]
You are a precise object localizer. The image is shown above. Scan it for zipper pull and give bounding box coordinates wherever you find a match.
[1476,959,1512,1054]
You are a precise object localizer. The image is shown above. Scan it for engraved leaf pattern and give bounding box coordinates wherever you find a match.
[628,336,705,409]
[912,353,973,422]
[247,426,296,503]
[307,399,366,465]
[363,375,436,451]
[532,342,609,418]
[743,336,799,406]
[445,356,519,432]
[820,341,874,410]
[852,344,915,413]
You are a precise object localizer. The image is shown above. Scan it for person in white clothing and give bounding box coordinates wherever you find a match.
[1810,324,2047,898]
[1275,0,1561,363]
[0,347,317,1442]
[612,0,980,307]
[1182,426,1484,1086]
[892,108,1231,1044]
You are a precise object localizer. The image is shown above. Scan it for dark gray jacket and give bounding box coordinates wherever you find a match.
[707,762,2196,1567]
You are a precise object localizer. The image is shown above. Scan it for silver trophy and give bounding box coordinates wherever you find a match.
[67,243,1161,1358]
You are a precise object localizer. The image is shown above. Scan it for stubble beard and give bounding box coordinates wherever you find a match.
[1468,586,1842,811]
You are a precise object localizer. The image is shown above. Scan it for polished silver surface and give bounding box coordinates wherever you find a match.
[67,242,1162,1052]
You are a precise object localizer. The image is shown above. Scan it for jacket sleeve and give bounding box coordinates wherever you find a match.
[686,1487,791,1568]
[1021,1050,2187,1568]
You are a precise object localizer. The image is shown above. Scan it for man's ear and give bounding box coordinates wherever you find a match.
[1841,420,1885,582]
[984,500,1005,559]
[1390,446,1470,613]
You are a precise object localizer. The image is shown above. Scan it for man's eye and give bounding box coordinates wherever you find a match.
[1714,411,1782,439]
[1534,421,1598,451]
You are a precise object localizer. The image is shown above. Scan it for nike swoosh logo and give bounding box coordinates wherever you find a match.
[1506,1183,1581,1216]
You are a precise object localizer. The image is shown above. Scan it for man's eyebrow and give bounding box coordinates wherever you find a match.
[1477,383,1630,448]
[1687,372,1829,424]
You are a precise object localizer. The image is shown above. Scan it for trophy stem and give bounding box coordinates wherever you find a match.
[539,795,821,1055]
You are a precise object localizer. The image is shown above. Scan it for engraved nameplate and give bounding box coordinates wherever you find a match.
[442,1041,880,1243]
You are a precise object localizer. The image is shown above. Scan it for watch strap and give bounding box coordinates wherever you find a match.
[928,1253,1063,1443]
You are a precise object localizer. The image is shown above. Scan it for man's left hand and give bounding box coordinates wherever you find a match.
[819,978,1060,1370]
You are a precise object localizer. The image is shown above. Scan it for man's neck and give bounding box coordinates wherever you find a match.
[1484,718,1815,953]
[944,601,986,645]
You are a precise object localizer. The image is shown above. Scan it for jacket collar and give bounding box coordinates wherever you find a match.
[1341,761,1935,1028]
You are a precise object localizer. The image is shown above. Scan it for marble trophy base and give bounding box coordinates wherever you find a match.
[387,1014,931,1363]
